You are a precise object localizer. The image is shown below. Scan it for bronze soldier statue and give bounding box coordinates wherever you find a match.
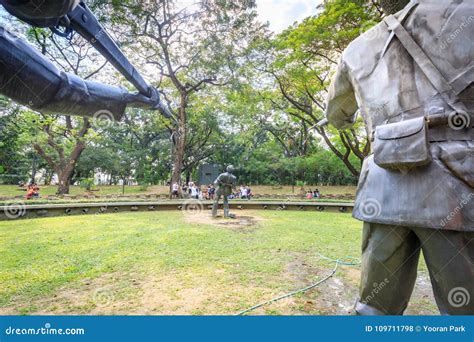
[0,0,169,119]
[325,0,473,315]
[212,165,237,218]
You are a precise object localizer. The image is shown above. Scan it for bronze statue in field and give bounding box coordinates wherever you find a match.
[325,0,473,315]
[212,165,237,218]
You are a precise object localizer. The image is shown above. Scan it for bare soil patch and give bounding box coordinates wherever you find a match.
[183,210,264,232]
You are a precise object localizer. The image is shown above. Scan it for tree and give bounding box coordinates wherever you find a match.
[0,0,382,190]
[32,117,90,194]
[226,84,315,158]
[103,0,265,193]
[0,98,31,184]
[27,28,110,194]
[247,0,381,177]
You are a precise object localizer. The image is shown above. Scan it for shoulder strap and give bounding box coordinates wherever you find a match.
[451,65,474,95]
[383,15,470,122]
[380,0,419,58]
[384,15,460,104]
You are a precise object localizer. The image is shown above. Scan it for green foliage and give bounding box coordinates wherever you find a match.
[0,103,32,184]
[0,0,379,187]
[227,0,380,181]
[79,178,95,191]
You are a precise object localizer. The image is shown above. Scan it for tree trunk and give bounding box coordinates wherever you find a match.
[185,170,191,185]
[33,119,89,195]
[56,171,71,195]
[170,94,188,194]
[30,157,37,184]
[55,141,86,195]
[171,132,186,188]
[44,169,54,185]
[55,159,81,195]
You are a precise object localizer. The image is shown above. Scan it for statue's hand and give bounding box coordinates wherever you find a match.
[125,88,172,118]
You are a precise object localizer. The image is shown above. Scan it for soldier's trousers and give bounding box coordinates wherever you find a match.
[355,222,474,315]
[212,195,229,217]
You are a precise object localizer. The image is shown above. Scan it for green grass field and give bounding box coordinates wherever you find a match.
[0,184,356,198]
[0,211,436,315]
[0,184,149,197]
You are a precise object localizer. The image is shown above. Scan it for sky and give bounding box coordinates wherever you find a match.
[0,1,321,34]
[255,0,323,33]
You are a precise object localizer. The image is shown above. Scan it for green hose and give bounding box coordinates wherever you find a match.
[235,253,360,316]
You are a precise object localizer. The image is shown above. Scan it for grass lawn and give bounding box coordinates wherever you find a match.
[0,184,356,199]
[0,184,150,198]
[0,211,436,315]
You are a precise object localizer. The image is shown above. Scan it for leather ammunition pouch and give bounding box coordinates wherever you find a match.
[373,117,431,169]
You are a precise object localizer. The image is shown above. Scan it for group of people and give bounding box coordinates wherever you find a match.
[215,185,252,200]
[306,189,321,199]
[171,182,251,200]
[228,185,252,200]
[171,182,216,200]
[25,183,40,200]
[171,182,202,200]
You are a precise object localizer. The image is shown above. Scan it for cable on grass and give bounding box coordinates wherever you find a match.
[235,253,360,316]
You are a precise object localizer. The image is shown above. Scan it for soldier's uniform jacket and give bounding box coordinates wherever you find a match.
[325,0,473,231]
[214,172,237,196]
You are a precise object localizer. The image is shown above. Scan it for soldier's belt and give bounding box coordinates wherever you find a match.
[426,113,474,142]
[370,114,473,142]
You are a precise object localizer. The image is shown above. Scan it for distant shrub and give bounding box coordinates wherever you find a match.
[295,180,306,187]
[139,182,149,191]
[80,178,95,191]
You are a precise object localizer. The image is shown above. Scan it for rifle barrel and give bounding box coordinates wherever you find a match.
[69,2,151,97]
